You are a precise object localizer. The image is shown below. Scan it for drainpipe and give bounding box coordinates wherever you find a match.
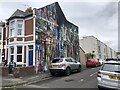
[33,8,36,66]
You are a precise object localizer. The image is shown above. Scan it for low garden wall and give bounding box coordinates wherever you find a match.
[1,66,36,77]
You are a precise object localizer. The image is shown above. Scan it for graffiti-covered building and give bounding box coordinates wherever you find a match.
[35,2,79,69]
[6,2,79,70]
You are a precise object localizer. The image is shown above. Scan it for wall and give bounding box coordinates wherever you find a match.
[1,66,35,77]
[25,18,33,41]
[80,47,87,66]
[35,2,79,71]
[80,36,98,58]
[14,66,35,77]
[1,67,9,76]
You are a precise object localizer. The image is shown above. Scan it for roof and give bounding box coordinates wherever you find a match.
[105,60,120,64]
[7,9,33,21]
[105,58,120,64]
[106,58,120,61]
[11,9,25,18]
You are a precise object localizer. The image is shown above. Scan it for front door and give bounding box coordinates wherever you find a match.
[29,50,33,66]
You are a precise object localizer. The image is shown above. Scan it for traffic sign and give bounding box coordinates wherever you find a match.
[36,45,41,50]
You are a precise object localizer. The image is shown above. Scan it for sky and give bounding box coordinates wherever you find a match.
[0,0,119,52]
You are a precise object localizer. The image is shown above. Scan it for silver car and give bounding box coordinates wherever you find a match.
[97,58,120,90]
[49,57,81,76]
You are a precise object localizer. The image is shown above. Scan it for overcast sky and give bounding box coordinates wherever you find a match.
[0,0,118,51]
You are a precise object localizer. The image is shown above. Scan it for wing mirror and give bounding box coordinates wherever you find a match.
[75,61,77,63]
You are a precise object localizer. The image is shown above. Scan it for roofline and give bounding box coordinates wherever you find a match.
[7,13,33,21]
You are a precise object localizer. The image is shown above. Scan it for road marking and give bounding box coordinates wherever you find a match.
[90,72,97,77]
[24,85,47,88]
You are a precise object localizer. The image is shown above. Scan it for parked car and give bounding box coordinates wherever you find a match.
[97,58,120,90]
[49,57,81,76]
[86,59,100,67]
[99,59,104,66]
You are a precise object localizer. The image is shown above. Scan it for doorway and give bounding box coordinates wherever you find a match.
[28,45,33,66]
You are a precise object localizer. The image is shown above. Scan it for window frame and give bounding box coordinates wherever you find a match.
[10,46,14,61]
[0,28,2,40]
[10,20,15,37]
[17,20,23,36]
[17,46,22,62]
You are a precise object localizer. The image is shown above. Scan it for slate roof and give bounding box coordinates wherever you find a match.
[10,9,25,18]
[8,9,33,21]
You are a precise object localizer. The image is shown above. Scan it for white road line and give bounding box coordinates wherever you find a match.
[24,85,48,88]
[90,72,97,77]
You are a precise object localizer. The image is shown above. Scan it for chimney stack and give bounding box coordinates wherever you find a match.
[25,7,33,15]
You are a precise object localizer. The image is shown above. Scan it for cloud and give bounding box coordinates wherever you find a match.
[0,1,118,51]
[60,2,118,51]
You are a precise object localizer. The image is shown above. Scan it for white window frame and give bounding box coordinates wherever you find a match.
[17,20,24,36]
[0,28,2,41]
[9,19,24,38]
[17,46,23,62]
[10,46,14,61]
[9,20,15,37]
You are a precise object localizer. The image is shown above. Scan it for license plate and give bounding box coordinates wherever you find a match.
[109,76,120,80]
[53,65,58,68]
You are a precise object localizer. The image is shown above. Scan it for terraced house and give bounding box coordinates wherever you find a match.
[0,22,6,65]
[6,2,80,70]
[80,36,117,62]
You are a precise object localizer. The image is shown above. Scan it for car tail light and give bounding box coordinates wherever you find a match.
[97,71,101,77]
[59,64,65,68]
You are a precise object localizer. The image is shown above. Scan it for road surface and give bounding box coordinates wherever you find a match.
[18,66,100,89]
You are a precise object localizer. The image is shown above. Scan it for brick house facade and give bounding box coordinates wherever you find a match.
[6,8,35,66]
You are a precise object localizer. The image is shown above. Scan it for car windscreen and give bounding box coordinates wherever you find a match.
[52,59,63,63]
[101,63,120,72]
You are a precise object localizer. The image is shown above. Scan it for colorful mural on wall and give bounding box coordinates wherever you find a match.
[35,2,80,71]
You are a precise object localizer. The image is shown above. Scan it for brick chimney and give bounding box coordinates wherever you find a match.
[25,7,33,15]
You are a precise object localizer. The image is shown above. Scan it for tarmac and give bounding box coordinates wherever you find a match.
[1,72,52,88]
[1,65,87,88]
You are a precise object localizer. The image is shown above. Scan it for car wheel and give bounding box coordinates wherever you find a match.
[65,67,71,76]
[77,66,81,72]
[50,72,55,76]
[98,86,103,90]
[86,66,89,68]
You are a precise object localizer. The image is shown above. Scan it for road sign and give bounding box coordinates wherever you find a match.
[36,45,41,50]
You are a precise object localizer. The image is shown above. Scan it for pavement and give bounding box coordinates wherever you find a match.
[1,72,52,88]
[1,65,87,88]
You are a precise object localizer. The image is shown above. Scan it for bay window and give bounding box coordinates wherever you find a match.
[9,20,23,37]
[10,21,15,37]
